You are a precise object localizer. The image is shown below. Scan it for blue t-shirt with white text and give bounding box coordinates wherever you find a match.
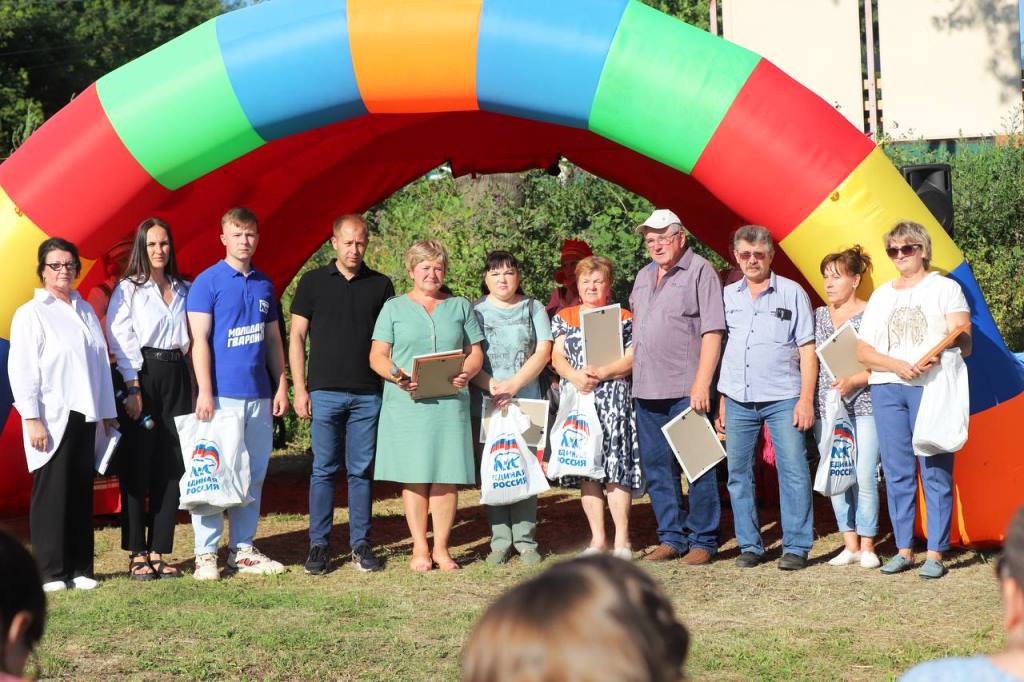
[186,260,278,399]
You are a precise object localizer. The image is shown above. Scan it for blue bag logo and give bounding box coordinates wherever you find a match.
[489,433,527,490]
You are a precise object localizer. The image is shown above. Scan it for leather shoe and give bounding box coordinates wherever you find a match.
[778,553,808,571]
[642,544,681,562]
[735,551,764,568]
[679,548,712,566]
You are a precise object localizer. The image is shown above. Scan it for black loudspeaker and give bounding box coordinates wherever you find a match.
[900,163,954,237]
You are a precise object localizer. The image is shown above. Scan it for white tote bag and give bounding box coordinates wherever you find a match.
[814,389,858,497]
[914,348,970,456]
[546,383,605,480]
[175,410,253,515]
[480,404,550,506]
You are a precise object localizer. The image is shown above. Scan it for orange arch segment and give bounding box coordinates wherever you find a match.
[348,0,483,113]
[916,390,1024,547]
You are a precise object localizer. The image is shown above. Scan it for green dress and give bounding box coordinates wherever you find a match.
[372,295,484,484]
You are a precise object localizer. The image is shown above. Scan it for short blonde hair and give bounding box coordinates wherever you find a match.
[885,220,933,268]
[404,239,448,272]
[575,255,614,285]
[221,207,258,229]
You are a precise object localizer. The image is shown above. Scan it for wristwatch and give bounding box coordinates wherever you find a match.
[125,386,141,396]
[389,366,403,383]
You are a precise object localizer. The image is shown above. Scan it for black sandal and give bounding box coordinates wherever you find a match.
[149,556,181,579]
[129,553,158,581]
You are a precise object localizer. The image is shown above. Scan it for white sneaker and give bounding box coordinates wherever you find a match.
[70,576,98,590]
[229,546,286,575]
[611,547,634,561]
[828,549,861,566]
[578,546,604,557]
[859,551,881,569]
[42,580,67,593]
[193,552,220,581]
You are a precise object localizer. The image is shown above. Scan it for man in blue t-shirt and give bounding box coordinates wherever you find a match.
[186,207,290,581]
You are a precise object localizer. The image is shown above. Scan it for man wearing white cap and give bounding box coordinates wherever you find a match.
[629,209,726,565]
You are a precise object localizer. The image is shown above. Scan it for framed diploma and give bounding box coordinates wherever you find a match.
[479,397,550,455]
[581,304,623,367]
[410,350,466,400]
[816,320,868,383]
[661,408,726,483]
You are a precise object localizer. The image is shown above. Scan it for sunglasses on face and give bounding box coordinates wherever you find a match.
[886,244,922,258]
[736,251,768,261]
[45,261,77,272]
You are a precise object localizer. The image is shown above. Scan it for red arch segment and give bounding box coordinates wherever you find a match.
[692,60,876,238]
[0,85,169,255]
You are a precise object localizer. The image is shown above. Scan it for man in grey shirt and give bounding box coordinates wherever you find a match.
[630,209,726,565]
[715,225,817,571]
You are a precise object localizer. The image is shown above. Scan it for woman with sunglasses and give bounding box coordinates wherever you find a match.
[8,237,118,592]
[857,221,972,579]
[900,506,1024,680]
[105,218,191,581]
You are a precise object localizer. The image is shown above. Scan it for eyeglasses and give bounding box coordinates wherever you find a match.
[644,235,678,248]
[45,261,77,272]
[885,244,923,259]
[736,251,768,261]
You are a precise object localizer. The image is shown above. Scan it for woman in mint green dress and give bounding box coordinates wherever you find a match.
[369,240,483,572]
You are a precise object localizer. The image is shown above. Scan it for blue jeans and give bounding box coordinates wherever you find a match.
[635,397,720,554]
[814,415,880,537]
[724,397,814,558]
[193,398,272,554]
[309,390,382,549]
[871,383,954,552]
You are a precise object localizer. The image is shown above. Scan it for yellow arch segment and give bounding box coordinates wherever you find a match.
[0,187,95,339]
[780,147,964,301]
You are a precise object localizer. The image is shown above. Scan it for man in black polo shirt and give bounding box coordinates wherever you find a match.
[290,214,394,573]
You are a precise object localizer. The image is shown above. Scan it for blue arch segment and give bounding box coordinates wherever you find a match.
[216,0,366,141]
[476,0,628,129]
[0,338,13,434]
[948,262,1024,414]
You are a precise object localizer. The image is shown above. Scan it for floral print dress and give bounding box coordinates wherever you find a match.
[552,305,644,491]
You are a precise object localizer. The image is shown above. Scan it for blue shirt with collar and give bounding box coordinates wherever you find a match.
[717,271,814,403]
[186,260,278,400]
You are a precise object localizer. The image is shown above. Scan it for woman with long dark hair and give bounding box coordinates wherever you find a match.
[106,218,192,580]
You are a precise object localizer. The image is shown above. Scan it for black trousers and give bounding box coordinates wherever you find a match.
[31,411,96,582]
[119,355,190,554]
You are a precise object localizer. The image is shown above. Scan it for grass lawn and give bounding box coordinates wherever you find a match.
[12,451,1002,681]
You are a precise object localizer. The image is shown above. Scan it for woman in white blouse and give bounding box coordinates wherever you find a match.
[106,218,192,581]
[857,221,972,579]
[8,237,118,592]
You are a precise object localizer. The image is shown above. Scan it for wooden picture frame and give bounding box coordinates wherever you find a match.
[410,350,466,400]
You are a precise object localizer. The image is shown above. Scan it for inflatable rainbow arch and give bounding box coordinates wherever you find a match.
[1,0,1021,544]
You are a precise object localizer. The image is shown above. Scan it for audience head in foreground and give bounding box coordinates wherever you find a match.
[462,555,688,682]
[900,505,1024,681]
[0,530,46,680]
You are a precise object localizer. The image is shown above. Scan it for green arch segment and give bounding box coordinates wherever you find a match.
[96,19,264,190]
[588,0,760,174]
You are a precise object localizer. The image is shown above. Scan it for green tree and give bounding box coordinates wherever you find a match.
[642,0,713,29]
[0,0,230,158]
